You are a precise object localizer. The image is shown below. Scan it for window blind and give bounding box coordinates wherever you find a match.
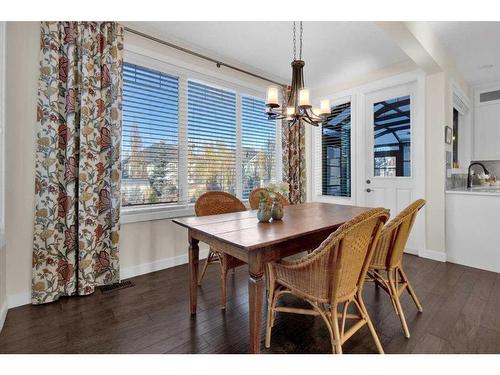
[187,81,237,202]
[322,102,351,197]
[241,96,276,199]
[121,63,179,206]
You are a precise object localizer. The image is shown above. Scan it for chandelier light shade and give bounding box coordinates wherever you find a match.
[266,21,333,126]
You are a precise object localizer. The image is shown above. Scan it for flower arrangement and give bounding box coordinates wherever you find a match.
[259,181,290,201]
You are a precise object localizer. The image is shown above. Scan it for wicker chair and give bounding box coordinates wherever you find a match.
[195,191,247,309]
[248,188,289,210]
[366,199,426,339]
[265,207,390,354]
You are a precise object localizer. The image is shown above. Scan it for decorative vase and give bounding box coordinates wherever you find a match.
[257,200,272,222]
[271,198,284,220]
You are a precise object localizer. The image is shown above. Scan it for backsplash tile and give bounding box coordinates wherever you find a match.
[476,160,500,179]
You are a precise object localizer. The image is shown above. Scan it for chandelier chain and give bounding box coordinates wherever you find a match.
[299,21,303,60]
[293,21,296,60]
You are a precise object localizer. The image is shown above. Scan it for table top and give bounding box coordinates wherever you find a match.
[173,202,371,251]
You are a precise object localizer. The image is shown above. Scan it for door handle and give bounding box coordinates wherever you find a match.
[366,179,371,184]
[366,188,372,193]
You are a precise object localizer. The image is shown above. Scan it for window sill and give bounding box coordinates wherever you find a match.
[120,200,253,224]
[120,203,195,224]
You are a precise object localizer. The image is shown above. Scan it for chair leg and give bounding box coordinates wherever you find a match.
[399,267,423,312]
[388,269,411,338]
[331,305,343,354]
[198,251,212,286]
[265,281,277,348]
[356,294,384,354]
[381,271,399,316]
[220,266,227,310]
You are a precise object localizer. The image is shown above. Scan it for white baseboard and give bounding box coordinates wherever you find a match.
[120,249,209,280]
[406,247,447,262]
[0,300,7,332]
[404,247,419,256]
[418,248,447,262]
[6,250,211,309]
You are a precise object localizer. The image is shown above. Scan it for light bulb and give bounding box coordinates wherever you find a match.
[320,99,331,115]
[298,89,311,107]
[266,86,279,106]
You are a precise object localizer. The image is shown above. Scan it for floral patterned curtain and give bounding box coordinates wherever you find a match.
[32,22,123,304]
[281,87,306,204]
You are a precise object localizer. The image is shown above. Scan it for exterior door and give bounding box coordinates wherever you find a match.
[361,82,419,252]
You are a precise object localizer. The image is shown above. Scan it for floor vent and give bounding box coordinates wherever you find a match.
[100,280,135,293]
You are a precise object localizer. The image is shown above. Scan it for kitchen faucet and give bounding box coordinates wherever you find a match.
[467,162,490,188]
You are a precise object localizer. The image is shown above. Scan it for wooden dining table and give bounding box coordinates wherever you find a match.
[172,202,371,353]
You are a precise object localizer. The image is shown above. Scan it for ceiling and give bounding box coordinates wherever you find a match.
[430,22,500,86]
[127,22,500,89]
[126,21,411,90]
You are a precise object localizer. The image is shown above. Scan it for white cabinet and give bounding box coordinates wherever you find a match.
[473,84,500,160]
[446,191,500,273]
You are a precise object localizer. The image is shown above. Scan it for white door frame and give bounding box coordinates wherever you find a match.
[309,70,426,254]
[357,71,426,255]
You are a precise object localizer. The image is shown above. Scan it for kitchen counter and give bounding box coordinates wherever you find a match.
[446,186,500,196]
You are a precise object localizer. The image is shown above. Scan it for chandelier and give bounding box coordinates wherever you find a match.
[265,21,332,126]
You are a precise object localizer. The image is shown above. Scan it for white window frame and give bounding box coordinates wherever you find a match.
[121,49,281,224]
[311,94,356,205]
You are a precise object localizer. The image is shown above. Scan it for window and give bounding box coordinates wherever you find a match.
[122,63,179,207]
[321,102,351,197]
[187,81,237,202]
[241,96,276,199]
[373,95,411,177]
[120,59,280,214]
[452,108,459,168]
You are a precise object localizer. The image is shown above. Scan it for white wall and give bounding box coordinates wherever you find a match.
[425,72,447,254]
[0,21,7,330]
[4,22,39,307]
[3,23,270,308]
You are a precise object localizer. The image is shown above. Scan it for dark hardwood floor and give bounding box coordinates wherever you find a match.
[1,254,499,354]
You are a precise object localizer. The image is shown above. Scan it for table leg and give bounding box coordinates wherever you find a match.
[248,254,265,354]
[188,234,199,315]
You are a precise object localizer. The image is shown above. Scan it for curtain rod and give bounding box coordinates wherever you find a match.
[124,27,286,88]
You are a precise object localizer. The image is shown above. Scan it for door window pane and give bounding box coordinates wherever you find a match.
[373,95,411,177]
